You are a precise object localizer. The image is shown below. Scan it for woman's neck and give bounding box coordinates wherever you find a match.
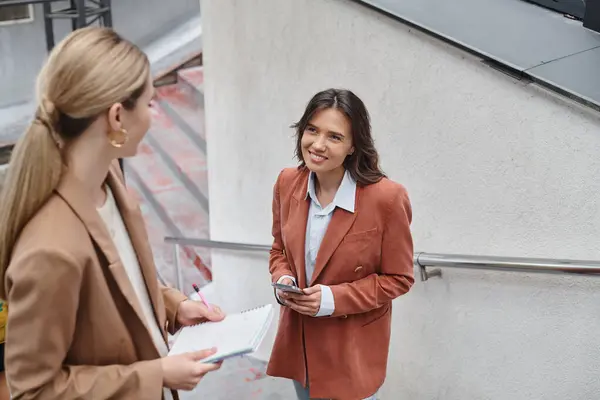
[65,141,112,208]
[314,167,345,206]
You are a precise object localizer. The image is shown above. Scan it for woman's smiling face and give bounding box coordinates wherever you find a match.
[300,108,354,175]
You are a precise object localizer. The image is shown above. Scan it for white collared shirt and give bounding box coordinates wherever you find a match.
[279,170,357,317]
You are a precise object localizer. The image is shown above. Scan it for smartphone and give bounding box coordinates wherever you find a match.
[272,282,304,294]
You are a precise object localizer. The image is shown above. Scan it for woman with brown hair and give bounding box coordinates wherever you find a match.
[0,27,223,399]
[267,89,415,399]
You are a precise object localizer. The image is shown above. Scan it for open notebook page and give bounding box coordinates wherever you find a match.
[169,304,273,363]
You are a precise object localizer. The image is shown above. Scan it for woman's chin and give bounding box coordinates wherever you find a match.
[306,160,331,173]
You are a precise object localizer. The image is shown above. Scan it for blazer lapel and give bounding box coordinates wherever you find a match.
[284,172,310,289]
[106,168,166,335]
[310,187,360,286]
[54,169,151,336]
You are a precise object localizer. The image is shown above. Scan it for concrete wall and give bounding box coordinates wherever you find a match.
[112,0,200,48]
[201,0,600,399]
[0,0,199,108]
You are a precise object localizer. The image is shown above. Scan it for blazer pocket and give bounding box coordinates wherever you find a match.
[361,304,390,327]
[343,227,378,244]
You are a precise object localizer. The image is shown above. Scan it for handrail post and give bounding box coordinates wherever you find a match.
[416,253,442,282]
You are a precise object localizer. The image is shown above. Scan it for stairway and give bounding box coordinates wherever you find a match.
[124,64,211,295]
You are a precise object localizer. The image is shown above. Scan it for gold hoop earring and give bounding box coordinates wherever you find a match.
[108,128,129,148]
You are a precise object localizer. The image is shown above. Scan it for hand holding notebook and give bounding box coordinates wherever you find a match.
[169,304,274,363]
[161,347,223,391]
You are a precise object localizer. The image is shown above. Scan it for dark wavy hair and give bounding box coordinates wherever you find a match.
[292,88,385,186]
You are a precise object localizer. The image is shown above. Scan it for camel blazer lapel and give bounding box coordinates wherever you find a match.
[106,167,167,339]
[55,164,166,344]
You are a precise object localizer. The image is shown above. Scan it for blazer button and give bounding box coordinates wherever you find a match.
[354,266,363,272]
[341,315,348,319]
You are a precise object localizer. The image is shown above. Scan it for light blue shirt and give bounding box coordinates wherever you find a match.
[279,170,357,317]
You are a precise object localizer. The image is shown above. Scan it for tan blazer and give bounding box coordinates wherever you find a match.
[266,167,414,400]
[5,161,187,399]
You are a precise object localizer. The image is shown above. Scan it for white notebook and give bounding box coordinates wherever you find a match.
[169,304,273,363]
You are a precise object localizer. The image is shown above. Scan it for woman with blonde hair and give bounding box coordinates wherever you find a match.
[0,27,223,399]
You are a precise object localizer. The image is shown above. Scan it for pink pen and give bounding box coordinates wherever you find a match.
[192,283,212,311]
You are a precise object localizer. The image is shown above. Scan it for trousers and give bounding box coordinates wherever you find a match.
[292,380,378,400]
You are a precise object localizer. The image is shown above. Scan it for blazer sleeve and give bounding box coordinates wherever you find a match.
[330,185,415,317]
[160,283,188,334]
[269,171,296,301]
[5,249,164,400]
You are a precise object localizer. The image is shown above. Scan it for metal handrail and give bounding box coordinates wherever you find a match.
[164,236,271,291]
[164,236,271,252]
[416,252,600,281]
[164,236,600,285]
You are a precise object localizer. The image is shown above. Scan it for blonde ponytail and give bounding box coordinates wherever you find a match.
[0,117,62,299]
[0,26,149,300]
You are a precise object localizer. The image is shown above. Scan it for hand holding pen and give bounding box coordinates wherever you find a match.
[175,283,226,326]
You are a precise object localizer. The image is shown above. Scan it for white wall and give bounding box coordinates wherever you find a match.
[201,0,600,398]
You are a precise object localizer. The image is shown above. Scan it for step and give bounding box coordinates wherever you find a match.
[177,66,204,108]
[125,127,212,288]
[125,163,212,289]
[125,175,179,287]
[156,83,207,145]
[149,100,209,211]
[154,54,203,88]
[147,15,203,83]
[126,165,212,291]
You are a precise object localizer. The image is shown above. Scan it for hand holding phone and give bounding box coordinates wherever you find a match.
[272,281,304,295]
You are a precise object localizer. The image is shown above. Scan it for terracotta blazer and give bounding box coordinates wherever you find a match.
[266,167,414,400]
[4,161,187,399]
